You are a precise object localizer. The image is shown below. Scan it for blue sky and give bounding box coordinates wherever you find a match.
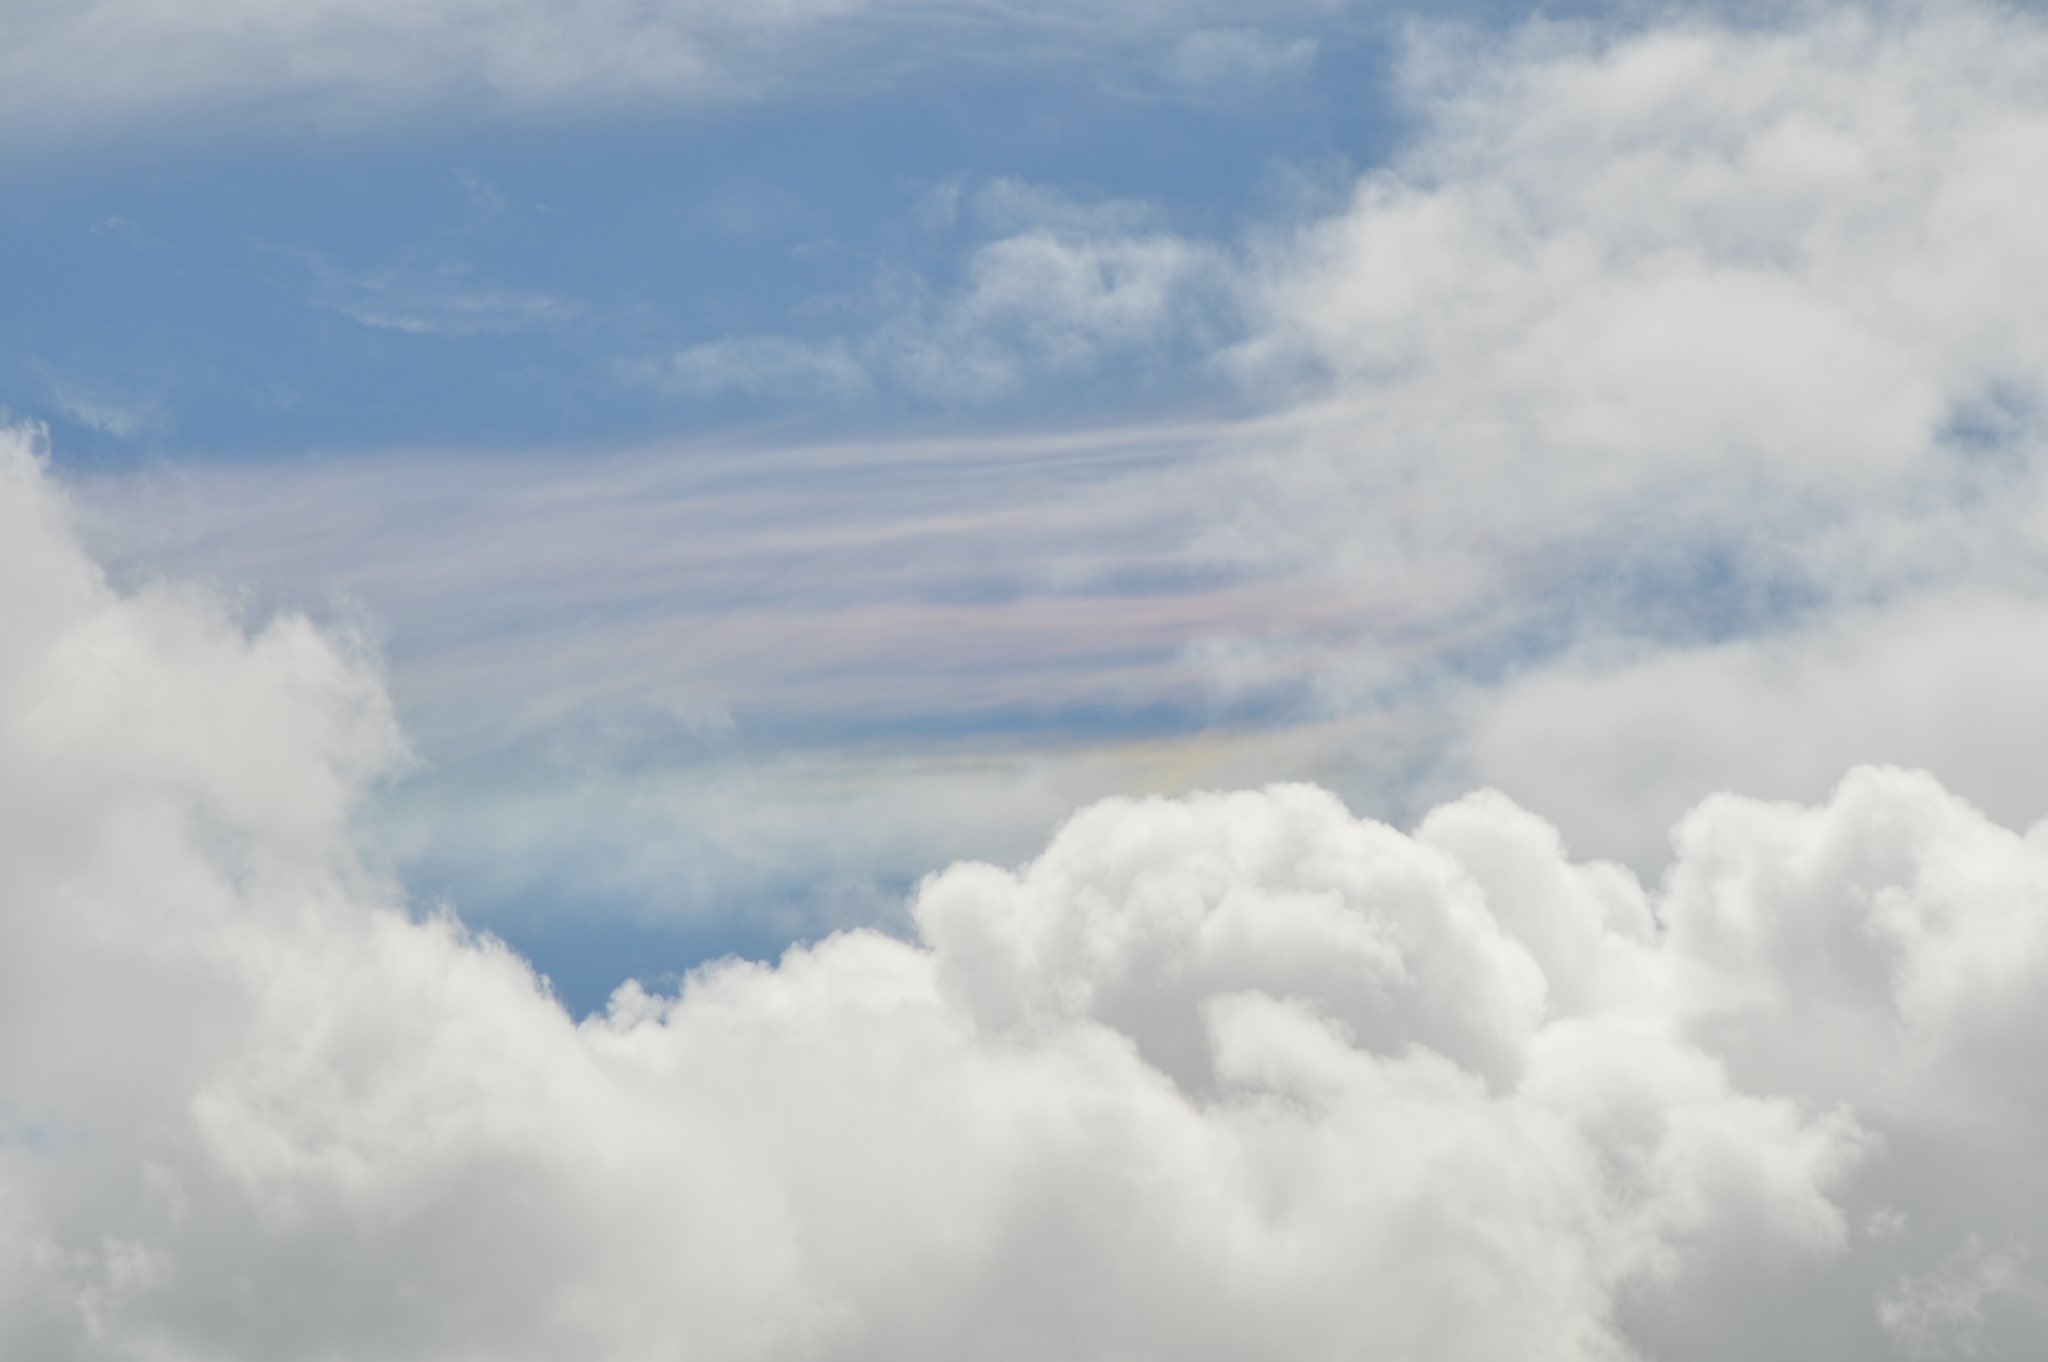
[8,2,1435,1010]
[7,13,1405,460]
[19,0,2048,1017]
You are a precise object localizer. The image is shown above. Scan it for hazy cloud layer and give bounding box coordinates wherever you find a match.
[11,432,2048,1357]
[74,0,2048,929]
[0,0,1357,134]
[76,418,1343,933]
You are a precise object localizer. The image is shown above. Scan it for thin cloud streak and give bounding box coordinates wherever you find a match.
[77,418,1384,742]
[0,0,1371,138]
[73,417,1428,939]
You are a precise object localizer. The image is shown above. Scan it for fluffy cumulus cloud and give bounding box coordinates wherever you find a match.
[9,429,2048,1359]
[1445,589,2048,868]
[1167,0,2048,869]
[575,0,2048,741]
[1230,1,2048,595]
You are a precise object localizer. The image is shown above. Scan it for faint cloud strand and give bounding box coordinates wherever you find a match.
[329,267,580,337]
[1881,1237,2042,1358]
[28,363,169,439]
[1166,27,1319,91]
[0,0,1380,135]
[668,335,871,400]
[660,181,1237,403]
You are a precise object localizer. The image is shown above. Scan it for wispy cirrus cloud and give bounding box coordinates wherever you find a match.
[28,365,169,440]
[268,230,582,339]
[75,416,1366,937]
[323,268,579,337]
[1164,27,1320,92]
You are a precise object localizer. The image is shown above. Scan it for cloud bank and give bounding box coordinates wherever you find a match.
[1265,0,2048,865]
[1235,1,2048,583]
[9,430,2048,1358]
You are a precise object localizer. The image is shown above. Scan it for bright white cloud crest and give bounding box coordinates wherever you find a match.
[1237,4,2048,580]
[8,431,2048,1358]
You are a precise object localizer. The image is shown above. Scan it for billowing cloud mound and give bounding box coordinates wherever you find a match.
[6,428,2047,1358]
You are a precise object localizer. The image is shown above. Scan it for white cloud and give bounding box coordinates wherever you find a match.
[667,182,1235,403]
[1154,1,2048,879]
[878,226,1231,398]
[665,1,2048,583]
[1443,588,2048,870]
[14,427,2048,1356]
[11,24,2048,1360]
[1225,3,2048,602]
[63,1,2048,949]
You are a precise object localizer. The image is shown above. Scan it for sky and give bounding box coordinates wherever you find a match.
[10,0,2048,1356]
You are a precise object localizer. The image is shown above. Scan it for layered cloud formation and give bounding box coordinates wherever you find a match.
[10,430,2048,1358]
[84,0,2048,931]
[18,3,2048,1354]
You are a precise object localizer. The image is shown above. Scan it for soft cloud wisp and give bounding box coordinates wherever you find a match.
[0,0,1357,134]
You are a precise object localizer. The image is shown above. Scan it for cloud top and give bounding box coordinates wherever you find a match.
[7,431,2048,1357]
